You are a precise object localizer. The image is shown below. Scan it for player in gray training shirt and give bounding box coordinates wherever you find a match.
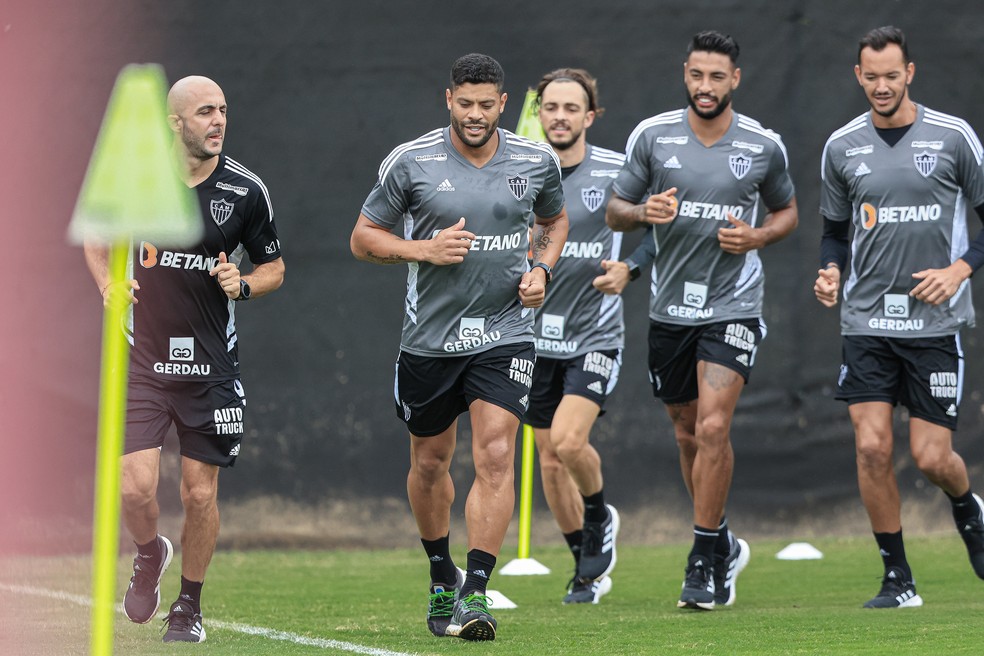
[607,31,798,611]
[351,53,568,641]
[526,68,653,606]
[815,26,984,609]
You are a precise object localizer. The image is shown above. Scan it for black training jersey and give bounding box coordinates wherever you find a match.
[127,154,282,382]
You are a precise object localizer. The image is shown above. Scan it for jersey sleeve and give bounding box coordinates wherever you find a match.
[612,128,652,203]
[953,125,984,207]
[819,140,851,222]
[533,157,565,219]
[361,153,412,228]
[241,183,282,264]
[760,139,796,210]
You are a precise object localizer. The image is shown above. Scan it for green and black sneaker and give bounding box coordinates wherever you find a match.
[447,593,496,641]
[426,569,463,637]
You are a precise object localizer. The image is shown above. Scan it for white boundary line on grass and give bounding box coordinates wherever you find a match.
[0,582,418,656]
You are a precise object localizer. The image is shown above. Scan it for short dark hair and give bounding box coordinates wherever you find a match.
[450,53,505,91]
[858,26,910,64]
[687,30,740,64]
[535,68,605,118]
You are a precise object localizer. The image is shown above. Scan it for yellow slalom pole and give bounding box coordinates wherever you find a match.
[89,242,131,656]
[516,424,536,559]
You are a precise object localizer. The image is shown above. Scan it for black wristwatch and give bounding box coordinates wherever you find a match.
[235,279,252,301]
[531,262,553,285]
[625,259,641,281]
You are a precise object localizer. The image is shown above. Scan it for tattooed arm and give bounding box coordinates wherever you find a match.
[350,214,476,265]
[519,207,569,308]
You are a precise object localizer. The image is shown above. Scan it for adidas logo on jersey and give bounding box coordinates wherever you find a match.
[735,353,750,366]
[436,179,455,192]
[587,381,604,394]
[854,162,872,177]
[663,156,682,169]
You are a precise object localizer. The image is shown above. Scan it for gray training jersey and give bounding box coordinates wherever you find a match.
[362,126,565,357]
[821,105,984,337]
[614,109,795,325]
[534,144,626,358]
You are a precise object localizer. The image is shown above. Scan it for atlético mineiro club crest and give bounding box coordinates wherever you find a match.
[581,186,605,213]
[729,153,751,180]
[913,151,937,177]
[507,175,529,200]
[210,199,234,226]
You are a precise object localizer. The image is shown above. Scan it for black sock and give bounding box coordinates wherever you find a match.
[714,516,731,559]
[582,490,607,524]
[460,549,496,597]
[135,536,162,565]
[946,489,981,524]
[688,525,718,565]
[178,576,204,614]
[874,530,911,580]
[421,534,457,585]
[563,530,583,568]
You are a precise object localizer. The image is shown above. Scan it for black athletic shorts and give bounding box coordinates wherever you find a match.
[126,376,247,467]
[525,349,622,429]
[648,318,764,404]
[836,334,963,429]
[394,341,536,437]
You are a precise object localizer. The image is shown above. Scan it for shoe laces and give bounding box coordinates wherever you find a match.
[685,560,711,589]
[428,589,457,618]
[876,568,911,596]
[161,604,198,634]
[566,575,593,593]
[129,555,160,593]
[458,593,492,615]
[582,522,603,553]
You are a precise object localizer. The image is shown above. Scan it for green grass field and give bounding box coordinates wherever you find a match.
[3,535,983,655]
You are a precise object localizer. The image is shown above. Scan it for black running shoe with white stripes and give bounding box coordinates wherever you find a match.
[161,600,206,642]
[862,567,923,609]
[579,504,619,582]
[956,493,984,580]
[563,575,612,604]
[713,534,750,606]
[678,555,715,610]
[123,535,173,624]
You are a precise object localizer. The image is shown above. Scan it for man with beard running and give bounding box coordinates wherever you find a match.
[527,67,652,604]
[351,53,568,640]
[606,31,798,610]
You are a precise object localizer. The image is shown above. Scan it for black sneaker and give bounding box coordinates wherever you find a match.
[563,575,612,604]
[123,535,173,624]
[678,555,715,610]
[447,593,496,641]
[579,504,620,581]
[426,568,464,637]
[862,567,923,608]
[956,493,984,579]
[161,600,206,643]
[713,534,750,606]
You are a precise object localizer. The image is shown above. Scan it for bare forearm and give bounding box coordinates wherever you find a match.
[532,211,569,267]
[242,258,285,298]
[757,202,798,247]
[605,195,646,232]
[83,240,112,292]
[351,222,424,264]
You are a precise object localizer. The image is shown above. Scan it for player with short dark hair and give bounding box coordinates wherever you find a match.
[607,30,798,610]
[84,75,285,643]
[351,52,569,641]
[815,25,984,608]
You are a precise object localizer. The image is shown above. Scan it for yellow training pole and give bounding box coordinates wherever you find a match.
[89,242,131,656]
[516,424,536,559]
